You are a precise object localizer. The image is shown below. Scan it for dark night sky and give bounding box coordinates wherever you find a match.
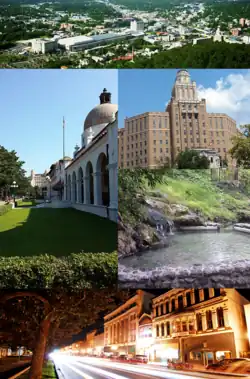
[72,289,250,343]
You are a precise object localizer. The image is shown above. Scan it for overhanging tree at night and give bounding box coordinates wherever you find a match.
[0,289,131,379]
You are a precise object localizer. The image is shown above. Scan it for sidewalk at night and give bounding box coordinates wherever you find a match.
[147,362,247,377]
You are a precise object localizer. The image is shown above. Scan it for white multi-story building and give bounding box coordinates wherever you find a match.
[31,39,57,54]
[47,157,72,200]
[58,33,132,52]
[130,20,144,33]
[63,88,118,222]
[30,170,50,197]
[243,35,250,44]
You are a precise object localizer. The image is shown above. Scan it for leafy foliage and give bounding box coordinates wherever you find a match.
[0,252,117,289]
[0,288,131,378]
[230,124,250,168]
[106,42,250,69]
[0,203,13,216]
[119,168,166,224]
[0,145,32,198]
[0,289,129,350]
[176,150,210,169]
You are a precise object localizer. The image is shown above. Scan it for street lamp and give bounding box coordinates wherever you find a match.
[10,181,18,207]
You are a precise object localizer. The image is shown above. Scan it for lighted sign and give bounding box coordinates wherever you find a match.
[139,325,152,338]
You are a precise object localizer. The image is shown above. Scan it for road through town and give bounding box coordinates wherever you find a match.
[52,357,246,379]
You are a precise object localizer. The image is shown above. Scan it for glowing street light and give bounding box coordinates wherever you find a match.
[10,181,18,207]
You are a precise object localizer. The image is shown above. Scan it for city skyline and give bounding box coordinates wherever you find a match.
[0,69,118,174]
[118,69,250,128]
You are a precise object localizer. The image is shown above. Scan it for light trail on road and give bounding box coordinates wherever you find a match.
[52,356,247,379]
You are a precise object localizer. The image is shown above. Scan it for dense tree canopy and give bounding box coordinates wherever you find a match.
[230,125,250,168]
[0,289,131,379]
[0,252,117,290]
[176,150,210,169]
[119,168,166,224]
[105,42,250,69]
[0,145,31,198]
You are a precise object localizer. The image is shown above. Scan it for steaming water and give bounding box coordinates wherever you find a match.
[121,230,250,270]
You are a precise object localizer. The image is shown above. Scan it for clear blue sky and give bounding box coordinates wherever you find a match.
[0,69,118,175]
[118,69,249,128]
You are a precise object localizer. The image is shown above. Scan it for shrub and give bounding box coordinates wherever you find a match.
[0,252,117,289]
[0,203,13,216]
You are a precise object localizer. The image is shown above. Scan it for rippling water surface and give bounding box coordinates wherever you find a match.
[121,231,250,269]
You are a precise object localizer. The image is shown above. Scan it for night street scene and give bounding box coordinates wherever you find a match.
[0,288,250,379]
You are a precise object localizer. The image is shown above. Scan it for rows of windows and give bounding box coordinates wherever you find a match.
[154,289,221,317]
[155,307,225,338]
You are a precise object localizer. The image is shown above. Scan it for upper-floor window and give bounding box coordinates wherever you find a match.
[196,313,203,331]
[161,323,165,336]
[217,307,225,327]
[160,303,164,315]
[206,310,213,329]
[171,299,176,312]
[178,295,183,310]
[203,288,210,301]
[186,291,191,307]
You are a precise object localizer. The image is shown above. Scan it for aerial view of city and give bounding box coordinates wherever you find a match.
[1,0,250,68]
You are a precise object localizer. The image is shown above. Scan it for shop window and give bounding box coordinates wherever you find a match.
[189,319,194,331]
[216,351,231,361]
[196,313,203,331]
[217,307,225,327]
[182,321,187,332]
[206,310,213,329]
[175,321,181,332]
[190,352,202,360]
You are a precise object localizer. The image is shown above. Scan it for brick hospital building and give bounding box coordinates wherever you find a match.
[118,70,238,168]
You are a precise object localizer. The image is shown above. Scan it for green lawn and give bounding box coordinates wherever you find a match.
[19,360,56,379]
[0,208,116,256]
[42,360,57,378]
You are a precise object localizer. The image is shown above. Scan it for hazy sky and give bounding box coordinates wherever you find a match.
[0,69,118,174]
[118,69,250,129]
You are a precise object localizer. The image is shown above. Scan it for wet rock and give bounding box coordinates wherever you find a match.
[174,213,205,227]
[237,210,250,223]
[118,260,250,288]
[134,224,158,244]
[170,204,189,216]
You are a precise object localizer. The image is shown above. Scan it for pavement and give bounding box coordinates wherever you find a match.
[52,356,248,379]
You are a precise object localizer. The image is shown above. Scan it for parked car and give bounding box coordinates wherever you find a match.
[117,355,129,362]
[130,355,148,364]
[207,358,250,373]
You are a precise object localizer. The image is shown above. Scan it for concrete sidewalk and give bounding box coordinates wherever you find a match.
[147,362,247,377]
